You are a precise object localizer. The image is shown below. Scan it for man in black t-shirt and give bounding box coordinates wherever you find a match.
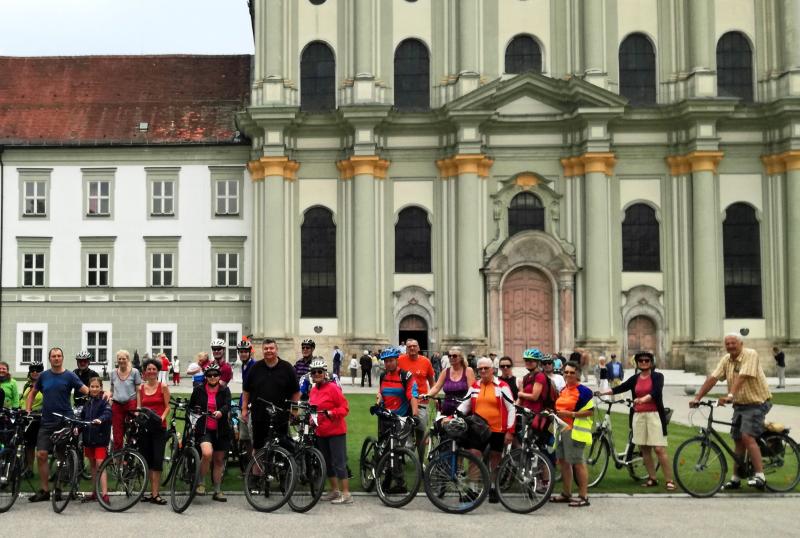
[241,339,300,449]
[73,350,99,408]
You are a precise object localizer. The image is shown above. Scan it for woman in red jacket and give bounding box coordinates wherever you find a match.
[308,359,352,504]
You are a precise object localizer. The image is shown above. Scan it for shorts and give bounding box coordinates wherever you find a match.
[632,412,667,447]
[556,430,586,465]
[139,428,168,471]
[199,429,231,452]
[415,406,429,434]
[466,431,506,453]
[732,401,772,440]
[84,446,108,461]
[24,417,41,448]
[36,422,61,453]
[237,413,252,442]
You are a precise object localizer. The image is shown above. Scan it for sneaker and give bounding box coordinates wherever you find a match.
[212,491,227,502]
[747,476,766,489]
[196,484,206,496]
[723,479,741,490]
[331,493,353,504]
[322,490,341,501]
[28,489,50,502]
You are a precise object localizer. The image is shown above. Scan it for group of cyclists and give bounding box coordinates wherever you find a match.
[1,330,796,514]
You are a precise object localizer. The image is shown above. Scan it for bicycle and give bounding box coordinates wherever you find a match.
[359,405,422,508]
[0,408,35,513]
[286,400,326,512]
[493,405,555,513]
[49,412,94,513]
[95,409,150,512]
[242,398,297,512]
[160,397,186,486]
[421,398,490,514]
[584,397,655,487]
[166,406,212,513]
[673,400,800,497]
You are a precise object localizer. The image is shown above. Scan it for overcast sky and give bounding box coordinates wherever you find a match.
[0,0,254,56]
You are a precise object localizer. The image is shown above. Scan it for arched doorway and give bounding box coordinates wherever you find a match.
[627,315,657,357]
[502,267,554,363]
[399,314,429,354]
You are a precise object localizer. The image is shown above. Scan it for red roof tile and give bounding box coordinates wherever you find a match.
[0,55,251,146]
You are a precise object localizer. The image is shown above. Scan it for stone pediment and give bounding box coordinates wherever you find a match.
[445,72,628,118]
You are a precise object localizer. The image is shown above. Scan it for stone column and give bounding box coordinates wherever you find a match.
[558,271,576,352]
[260,0,285,104]
[456,0,479,96]
[785,151,800,340]
[485,271,503,356]
[354,0,373,77]
[581,153,616,345]
[687,0,715,96]
[781,0,800,71]
[688,151,724,342]
[581,0,606,87]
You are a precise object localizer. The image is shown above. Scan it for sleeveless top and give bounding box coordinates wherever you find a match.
[139,382,167,427]
[442,368,468,416]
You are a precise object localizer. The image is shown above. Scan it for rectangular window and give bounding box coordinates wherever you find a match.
[216,330,239,362]
[150,331,174,359]
[87,180,111,215]
[216,179,239,215]
[22,253,45,287]
[86,331,109,363]
[151,180,175,216]
[21,330,44,364]
[87,253,109,287]
[216,252,239,286]
[23,180,47,216]
[151,253,174,287]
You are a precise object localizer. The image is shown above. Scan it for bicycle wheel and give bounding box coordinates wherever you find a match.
[288,447,326,513]
[495,448,554,514]
[160,431,180,486]
[673,436,726,498]
[760,432,800,493]
[0,452,22,513]
[169,447,200,513]
[423,448,489,514]
[244,447,297,512]
[584,436,610,488]
[97,449,148,512]
[627,447,660,482]
[51,449,79,513]
[375,446,421,508]
[359,437,378,492]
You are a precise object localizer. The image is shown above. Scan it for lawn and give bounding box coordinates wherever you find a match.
[710,392,800,407]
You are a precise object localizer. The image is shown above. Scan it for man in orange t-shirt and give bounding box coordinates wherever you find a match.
[398,339,435,446]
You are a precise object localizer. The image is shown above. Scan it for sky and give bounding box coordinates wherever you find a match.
[0,0,255,56]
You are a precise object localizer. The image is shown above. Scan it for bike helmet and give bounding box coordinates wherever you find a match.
[236,339,253,352]
[442,416,468,440]
[309,358,327,371]
[28,362,44,373]
[522,348,543,361]
[205,365,221,377]
[210,338,226,349]
[75,350,92,362]
[379,346,402,361]
[301,338,316,349]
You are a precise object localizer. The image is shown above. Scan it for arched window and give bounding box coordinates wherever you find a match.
[717,32,753,102]
[394,39,430,112]
[301,207,336,317]
[504,34,542,74]
[301,41,335,112]
[723,203,762,318]
[395,206,431,273]
[619,33,656,105]
[622,203,660,271]
[508,192,545,236]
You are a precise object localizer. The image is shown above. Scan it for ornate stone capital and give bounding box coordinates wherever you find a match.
[761,154,786,175]
[336,156,390,179]
[783,150,800,172]
[581,152,616,176]
[247,156,300,181]
[336,159,354,180]
[686,151,724,174]
[436,157,457,179]
[666,155,691,176]
[453,154,484,175]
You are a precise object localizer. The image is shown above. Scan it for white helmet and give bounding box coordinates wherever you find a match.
[309,358,327,371]
[210,338,226,349]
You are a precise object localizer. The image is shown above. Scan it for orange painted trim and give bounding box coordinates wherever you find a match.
[247,160,265,181]
[336,159,354,180]
[515,173,539,187]
[478,156,494,178]
[570,156,585,177]
[260,156,289,178]
[581,152,616,176]
[560,157,573,178]
[374,159,391,179]
[351,155,380,176]
[666,155,691,176]
[781,150,800,172]
[284,160,300,180]
[435,158,451,178]
[686,151,724,174]
[761,154,786,175]
[453,154,485,175]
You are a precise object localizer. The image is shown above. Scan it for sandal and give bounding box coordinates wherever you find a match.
[568,496,590,507]
[665,480,676,491]
[150,495,167,505]
[641,478,659,487]
[549,493,572,503]
[141,495,153,503]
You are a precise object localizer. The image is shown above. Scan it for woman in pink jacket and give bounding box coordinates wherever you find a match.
[308,359,352,504]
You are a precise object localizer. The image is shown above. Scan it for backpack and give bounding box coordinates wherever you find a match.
[379,368,412,393]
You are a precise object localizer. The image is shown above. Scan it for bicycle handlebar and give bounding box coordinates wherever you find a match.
[51,412,95,427]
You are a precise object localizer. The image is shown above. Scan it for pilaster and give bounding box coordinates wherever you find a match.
[782,151,800,340]
[686,0,716,97]
[581,0,607,89]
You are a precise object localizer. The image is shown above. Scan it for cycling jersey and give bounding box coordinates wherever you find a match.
[379,369,417,417]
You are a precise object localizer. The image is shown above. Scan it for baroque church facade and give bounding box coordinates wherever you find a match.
[2,0,799,374]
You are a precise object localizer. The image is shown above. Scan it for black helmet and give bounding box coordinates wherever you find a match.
[301,338,316,349]
[204,365,221,377]
[28,363,44,374]
[236,339,252,352]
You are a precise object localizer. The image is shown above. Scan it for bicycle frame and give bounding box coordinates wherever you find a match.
[691,403,748,469]
[595,399,641,468]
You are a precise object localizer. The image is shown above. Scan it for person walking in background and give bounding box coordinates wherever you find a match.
[608,354,625,388]
[332,345,343,378]
[171,355,181,386]
[157,353,170,384]
[773,346,786,389]
[431,352,442,380]
[360,350,373,387]
[349,355,359,385]
[595,356,609,392]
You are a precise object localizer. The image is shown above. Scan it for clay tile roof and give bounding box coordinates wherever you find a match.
[0,55,251,146]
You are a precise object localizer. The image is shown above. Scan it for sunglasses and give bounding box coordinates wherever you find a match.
[205,373,220,377]
[500,364,513,369]
[448,354,460,358]
[636,358,652,363]
[310,369,325,375]
[301,345,313,349]
[563,370,577,375]
[477,367,492,371]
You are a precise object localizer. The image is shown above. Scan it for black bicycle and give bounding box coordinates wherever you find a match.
[166,406,211,513]
[160,397,186,486]
[359,405,421,508]
[95,409,150,512]
[286,400,326,513]
[49,412,94,513]
[0,408,35,513]
[674,400,800,497]
[242,399,297,512]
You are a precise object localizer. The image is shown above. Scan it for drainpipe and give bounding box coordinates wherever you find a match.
[0,145,5,359]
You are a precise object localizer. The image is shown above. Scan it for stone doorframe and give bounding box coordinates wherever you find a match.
[393,285,436,348]
[483,230,578,354]
[621,285,667,362]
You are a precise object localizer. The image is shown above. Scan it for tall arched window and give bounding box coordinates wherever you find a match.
[300,41,336,112]
[622,203,660,271]
[619,33,656,105]
[301,206,336,317]
[394,39,430,112]
[395,206,431,273]
[723,203,762,318]
[505,35,542,74]
[508,192,545,236]
[717,32,753,102]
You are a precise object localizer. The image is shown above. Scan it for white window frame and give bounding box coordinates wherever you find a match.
[82,168,115,218]
[21,252,46,287]
[81,323,112,364]
[23,180,47,216]
[16,323,48,371]
[211,323,242,363]
[87,180,111,215]
[215,252,239,287]
[146,323,178,360]
[210,166,244,219]
[87,252,110,287]
[216,179,239,216]
[17,236,51,288]
[18,168,52,219]
[151,252,175,287]
[151,179,175,216]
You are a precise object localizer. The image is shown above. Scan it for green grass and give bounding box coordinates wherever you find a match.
[710,392,800,407]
